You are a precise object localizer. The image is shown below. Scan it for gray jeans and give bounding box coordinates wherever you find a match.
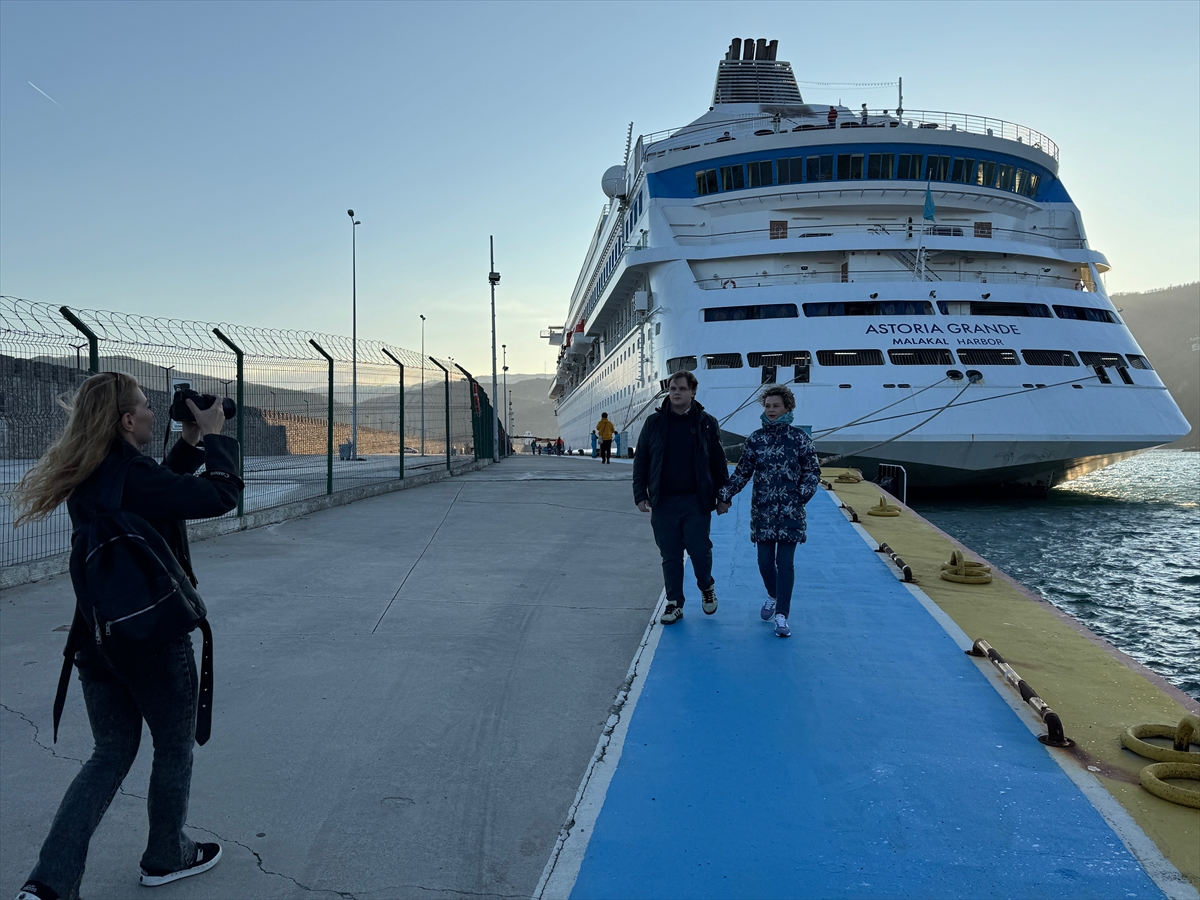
[29,633,199,900]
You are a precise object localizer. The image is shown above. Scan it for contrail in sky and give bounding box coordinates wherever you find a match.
[28,81,63,107]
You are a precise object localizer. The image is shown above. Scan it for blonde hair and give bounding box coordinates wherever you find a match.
[760,384,796,412]
[13,372,141,525]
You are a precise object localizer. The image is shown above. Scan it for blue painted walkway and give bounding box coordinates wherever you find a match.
[570,489,1164,899]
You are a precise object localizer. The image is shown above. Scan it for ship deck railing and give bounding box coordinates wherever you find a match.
[694,267,1085,291]
[641,109,1058,162]
[666,220,1087,251]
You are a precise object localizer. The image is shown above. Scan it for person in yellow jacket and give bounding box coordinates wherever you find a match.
[596,412,616,463]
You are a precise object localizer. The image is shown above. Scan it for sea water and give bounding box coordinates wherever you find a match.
[914,450,1200,702]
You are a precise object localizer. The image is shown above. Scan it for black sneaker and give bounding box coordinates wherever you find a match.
[16,881,58,900]
[660,604,684,624]
[701,585,718,615]
[139,842,222,887]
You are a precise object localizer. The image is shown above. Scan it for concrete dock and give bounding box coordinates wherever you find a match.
[2,456,1197,899]
[2,457,665,899]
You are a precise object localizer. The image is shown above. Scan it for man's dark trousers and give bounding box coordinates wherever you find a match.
[650,494,714,608]
[600,439,612,463]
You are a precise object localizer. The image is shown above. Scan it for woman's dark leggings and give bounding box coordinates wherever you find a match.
[756,541,797,617]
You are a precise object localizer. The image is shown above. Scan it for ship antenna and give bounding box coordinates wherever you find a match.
[623,121,634,167]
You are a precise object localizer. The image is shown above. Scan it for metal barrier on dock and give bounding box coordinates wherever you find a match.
[968,639,1074,748]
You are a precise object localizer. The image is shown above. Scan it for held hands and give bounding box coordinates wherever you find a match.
[716,500,731,515]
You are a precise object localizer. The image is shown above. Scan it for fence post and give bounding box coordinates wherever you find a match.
[212,328,246,517]
[382,347,405,480]
[310,339,334,495]
[59,307,98,374]
[453,364,479,460]
[429,358,451,472]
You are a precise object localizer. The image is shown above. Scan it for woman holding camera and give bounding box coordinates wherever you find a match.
[716,384,821,638]
[13,373,243,900]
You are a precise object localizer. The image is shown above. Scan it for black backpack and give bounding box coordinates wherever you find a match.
[55,456,214,745]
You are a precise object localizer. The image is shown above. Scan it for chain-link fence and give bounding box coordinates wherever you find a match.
[2,297,510,569]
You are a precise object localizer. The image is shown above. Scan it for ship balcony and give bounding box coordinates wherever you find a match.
[676,221,1087,252]
[695,266,1088,291]
[641,109,1058,162]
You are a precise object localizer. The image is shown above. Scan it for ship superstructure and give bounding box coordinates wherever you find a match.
[546,38,1189,490]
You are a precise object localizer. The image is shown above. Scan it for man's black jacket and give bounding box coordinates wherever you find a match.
[632,399,728,511]
[68,434,243,587]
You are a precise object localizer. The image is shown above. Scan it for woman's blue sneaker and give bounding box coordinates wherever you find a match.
[774,614,791,637]
[760,597,776,621]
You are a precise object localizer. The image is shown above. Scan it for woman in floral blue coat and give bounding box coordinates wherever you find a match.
[716,385,821,637]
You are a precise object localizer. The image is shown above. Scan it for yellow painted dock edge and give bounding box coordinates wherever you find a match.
[819,468,1200,889]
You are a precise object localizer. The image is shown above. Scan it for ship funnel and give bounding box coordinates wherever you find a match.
[713,38,802,105]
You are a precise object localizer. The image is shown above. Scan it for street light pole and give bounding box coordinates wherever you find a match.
[488,236,500,463]
[502,343,508,457]
[348,209,361,459]
[420,314,426,457]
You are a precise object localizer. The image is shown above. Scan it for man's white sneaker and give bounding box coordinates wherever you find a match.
[773,614,791,638]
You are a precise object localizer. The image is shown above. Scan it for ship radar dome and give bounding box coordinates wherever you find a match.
[601,165,627,199]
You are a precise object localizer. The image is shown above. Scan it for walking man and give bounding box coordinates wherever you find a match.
[633,371,730,624]
[596,412,616,463]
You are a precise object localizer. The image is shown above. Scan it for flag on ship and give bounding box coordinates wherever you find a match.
[923,182,936,221]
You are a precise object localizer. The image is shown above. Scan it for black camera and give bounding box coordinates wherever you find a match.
[170,387,236,423]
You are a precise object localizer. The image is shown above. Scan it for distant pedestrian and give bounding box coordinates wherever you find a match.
[596,412,616,463]
[556,437,564,456]
[633,371,729,624]
[716,385,820,638]
[827,105,838,128]
[11,373,243,900]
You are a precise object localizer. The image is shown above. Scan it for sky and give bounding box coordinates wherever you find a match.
[2,0,1198,376]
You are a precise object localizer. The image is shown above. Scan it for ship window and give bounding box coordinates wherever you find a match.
[836,153,864,180]
[778,157,804,184]
[720,165,745,191]
[867,153,894,179]
[806,154,833,182]
[957,349,1019,365]
[703,304,799,321]
[1025,174,1040,197]
[938,300,1051,317]
[996,164,1015,191]
[666,356,698,372]
[747,160,773,187]
[924,155,951,181]
[748,351,811,367]
[896,154,923,180]
[704,353,744,369]
[1053,304,1117,323]
[951,158,976,184]
[1021,349,1080,366]
[816,349,885,366]
[1126,354,1153,370]
[1079,351,1129,367]
[888,349,954,365]
[804,300,933,316]
[977,160,997,187]
[696,169,718,195]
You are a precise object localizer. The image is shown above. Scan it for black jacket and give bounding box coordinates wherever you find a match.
[632,399,728,511]
[68,434,244,587]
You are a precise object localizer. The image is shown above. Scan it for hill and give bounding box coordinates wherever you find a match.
[1112,282,1199,449]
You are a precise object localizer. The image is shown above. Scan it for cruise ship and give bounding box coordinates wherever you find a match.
[546,38,1190,491]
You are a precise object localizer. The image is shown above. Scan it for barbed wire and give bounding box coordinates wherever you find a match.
[1,296,441,372]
